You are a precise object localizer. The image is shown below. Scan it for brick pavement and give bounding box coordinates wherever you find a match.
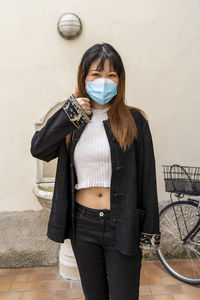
[0,260,199,299]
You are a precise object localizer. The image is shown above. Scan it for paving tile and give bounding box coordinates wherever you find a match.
[0,283,10,292]
[55,289,84,299]
[142,261,165,269]
[160,276,183,285]
[45,267,59,273]
[0,269,19,276]
[140,276,162,285]
[181,284,200,293]
[22,290,55,300]
[139,285,152,295]
[14,274,29,282]
[5,292,24,300]
[27,273,59,282]
[142,261,158,268]
[0,276,16,283]
[174,295,200,300]
[143,267,168,277]
[0,293,7,300]
[140,296,174,300]
[150,284,183,295]
[10,281,41,291]
[40,280,70,290]
[18,267,47,274]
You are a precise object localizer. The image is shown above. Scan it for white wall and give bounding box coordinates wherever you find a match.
[0,0,199,211]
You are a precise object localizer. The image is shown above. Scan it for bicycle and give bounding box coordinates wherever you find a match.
[156,164,200,285]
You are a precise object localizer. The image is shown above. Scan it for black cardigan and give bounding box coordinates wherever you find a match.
[30,94,160,256]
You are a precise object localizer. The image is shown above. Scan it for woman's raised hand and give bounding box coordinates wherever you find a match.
[73,87,92,115]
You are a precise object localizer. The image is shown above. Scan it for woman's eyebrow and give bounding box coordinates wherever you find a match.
[90,70,116,73]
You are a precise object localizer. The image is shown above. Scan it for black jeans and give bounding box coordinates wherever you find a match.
[70,201,142,300]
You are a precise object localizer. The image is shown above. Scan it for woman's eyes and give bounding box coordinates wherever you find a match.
[92,73,116,77]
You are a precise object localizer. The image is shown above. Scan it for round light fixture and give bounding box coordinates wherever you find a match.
[57,13,82,40]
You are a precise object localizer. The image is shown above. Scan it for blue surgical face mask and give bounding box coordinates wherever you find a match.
[85,77,118,105]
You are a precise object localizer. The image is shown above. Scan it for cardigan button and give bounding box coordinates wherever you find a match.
[118,192,124,196]
[116,166,124,170]
[114,192,124,197]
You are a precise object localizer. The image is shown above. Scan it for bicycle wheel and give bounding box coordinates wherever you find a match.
[157,200,200,285]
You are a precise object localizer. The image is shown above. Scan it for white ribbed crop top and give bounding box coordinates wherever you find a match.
[74,106,112,190]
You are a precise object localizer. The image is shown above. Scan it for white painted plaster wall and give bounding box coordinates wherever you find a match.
[0,0,199,211]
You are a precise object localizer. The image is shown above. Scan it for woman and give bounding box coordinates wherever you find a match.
[31,43,160,300]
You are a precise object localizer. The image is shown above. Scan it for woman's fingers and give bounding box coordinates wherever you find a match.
[73,86,92,115]
[78,98,92,114]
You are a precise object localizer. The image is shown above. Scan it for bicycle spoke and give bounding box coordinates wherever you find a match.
[161,226,181,243]
[187,245,200,259]
[185,247,200,278]
[161,214,181,238]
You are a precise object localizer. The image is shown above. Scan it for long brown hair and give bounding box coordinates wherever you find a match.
[65,43,147,151]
